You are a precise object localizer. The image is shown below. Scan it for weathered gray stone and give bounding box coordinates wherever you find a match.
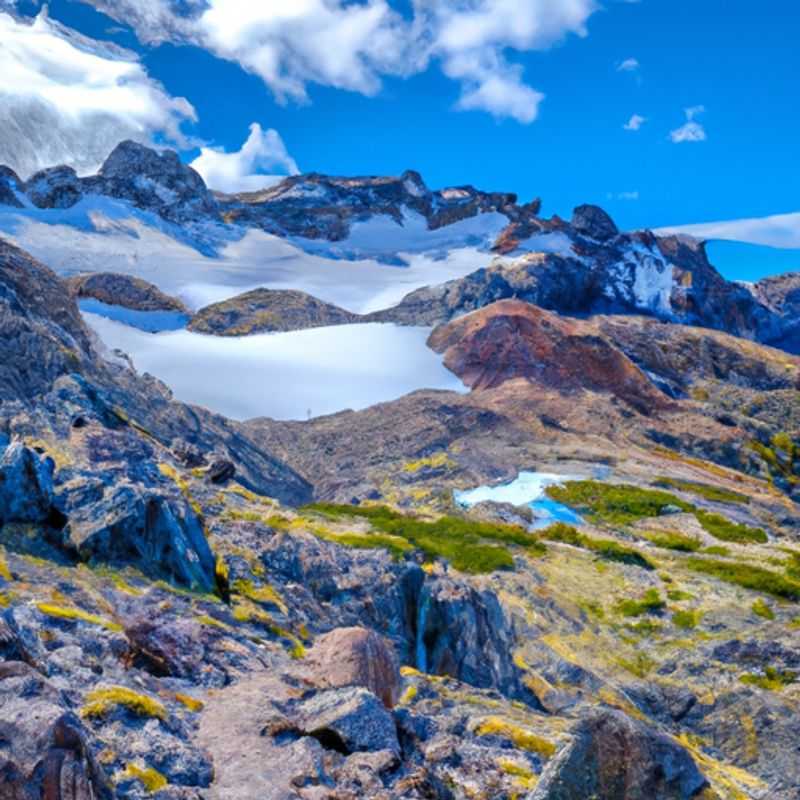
[0,442,56,525]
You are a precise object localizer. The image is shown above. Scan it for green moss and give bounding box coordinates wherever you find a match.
[232,578,286,612]
[37,603,122,633]
[695,511,767,544]
[653,477,749,505]
[402,452,455,473]
[82,687,167,721]
[740,667,797,691]
[667,590,694,602]
[702,545,731,557]
[616,589,666,617]
[646,531,701,553]
[672,609,702,629]
[617,652,656,678]
[544,481,693,525]
[751,598,775,620]
[303,503,545,575]
[542,524,655,570]
[687,558,800,600]
[475,717,556,757]
[120,763,168,793]
[175,693,204,713]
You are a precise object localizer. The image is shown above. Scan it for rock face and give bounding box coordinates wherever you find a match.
[27,165,83,209]
[0,443,56,526]
[304,626,402,708]
[217,169,520,240]
[571,203,619,241]
[67,272,188,313]
[374,230,785,349]
[60,484,218,593]
[530,708,708,800]
[752,271,800,352]
[188,288,358,336]
[428,300,671,413]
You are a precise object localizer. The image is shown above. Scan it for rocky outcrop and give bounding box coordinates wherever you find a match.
[67,272,188,313]
[26,165,83,209]
[0,443,57,526]
[752,272,800,352]
[0,238,97,403]
[188,288,358,336]
[530,708,708,800]
[217,169,520,241]
[0,165,23,208]
[571,204,619,241]
[59,483,218,593]
[304,626,402,708]
[428,300,671,413]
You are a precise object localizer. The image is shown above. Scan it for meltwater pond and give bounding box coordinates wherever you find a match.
[455,471,584,529]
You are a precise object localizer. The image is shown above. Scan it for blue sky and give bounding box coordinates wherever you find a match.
[4,0,800,232]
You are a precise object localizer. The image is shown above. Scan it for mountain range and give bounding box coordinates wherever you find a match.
[0,142,799,800]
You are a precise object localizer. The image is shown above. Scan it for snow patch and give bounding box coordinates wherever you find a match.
[83,315,467,421]
[78,299,189,333]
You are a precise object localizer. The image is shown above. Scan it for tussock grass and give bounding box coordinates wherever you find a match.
[541,523,655,570]
[687,558,800,600]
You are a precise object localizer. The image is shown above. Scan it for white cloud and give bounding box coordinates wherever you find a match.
[670,105,707,143]
[190,123,299,193]
[0,9,195,178]
[656,210,800,249]
[607,190,639,201]
[617,57,639,72]
[79,0,599,125]
[623,113,646,131]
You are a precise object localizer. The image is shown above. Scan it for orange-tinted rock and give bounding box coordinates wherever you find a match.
[428,300,671,414]
[305,627,401,708]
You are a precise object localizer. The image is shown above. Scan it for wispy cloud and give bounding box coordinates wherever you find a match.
[670,105,707,143]
[623,113,647,131]
[607,191,639,201]
[617,57,640,72]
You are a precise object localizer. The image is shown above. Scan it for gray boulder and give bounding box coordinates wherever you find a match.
[26,165,83,209]
[529,708,708,800]
[571,204,619,241]
[0,442,56,525]
[294,687,400,756]
[61,483,218,593]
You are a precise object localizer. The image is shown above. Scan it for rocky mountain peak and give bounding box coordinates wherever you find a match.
[26,165,82,210]
[571,203,619,241]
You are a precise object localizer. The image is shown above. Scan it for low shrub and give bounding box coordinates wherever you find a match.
[672,609,702,629]
[687,558,800,600]
[82,687,167,721]
[751,598,775,620]
[545,481,693,525]
[475,717,556,757]
[646,531,701,553]
[616,589,666,617]
[541,524,655,570]
[37,603,122,633]
[653,477,749,505]
[740,667,797,691]
[695,511,767,544]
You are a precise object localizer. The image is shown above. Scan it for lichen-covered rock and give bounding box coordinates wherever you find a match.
[60,483,217,593]
[188,288,359,336]
[305,626,401,708]
[67,272,188,313]
[529,708,708,800]
[0,442,56,525]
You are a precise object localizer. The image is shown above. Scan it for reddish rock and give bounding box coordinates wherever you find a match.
[304,627,401,708]
[428,299,671,414]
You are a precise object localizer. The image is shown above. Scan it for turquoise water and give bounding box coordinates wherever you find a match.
[706,240,800,283]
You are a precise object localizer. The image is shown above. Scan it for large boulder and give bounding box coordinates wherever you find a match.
[293,687,400,756]
[571,204,619,241]
[530,708,708,800]
[305,626,401,708]
[60,483,218,593]
[0,443,56,525]
[66,272,188,313]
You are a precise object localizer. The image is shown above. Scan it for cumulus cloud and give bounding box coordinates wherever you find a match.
[0,9,196,178]
[670,105,707,143]
[623,113,646,131]
[78,0,599,125]
[190,123,299,193]
[617,57,639,72]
